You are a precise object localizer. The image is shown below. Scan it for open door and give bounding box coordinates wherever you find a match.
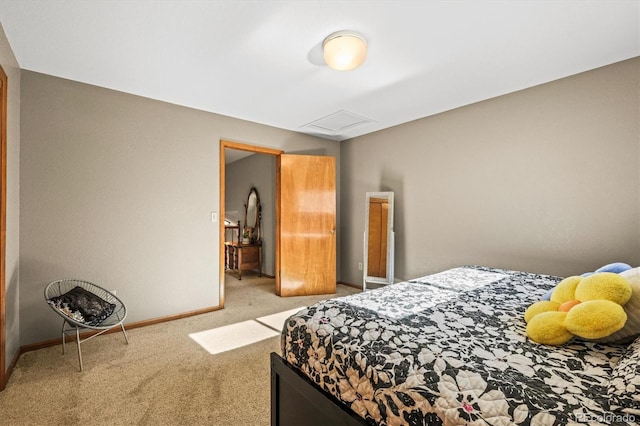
[277,154,336,297]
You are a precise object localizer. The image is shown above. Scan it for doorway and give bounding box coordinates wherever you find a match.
[219,141,282,308]
[219,141,338,305]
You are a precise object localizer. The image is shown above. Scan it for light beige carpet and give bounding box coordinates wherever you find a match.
[189,320,279,354]
[0,273,359,425]
[255,307,307,331]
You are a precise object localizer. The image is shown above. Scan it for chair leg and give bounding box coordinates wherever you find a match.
[61,320,66,355]
[120,323,129,344]
[76,327,83,372]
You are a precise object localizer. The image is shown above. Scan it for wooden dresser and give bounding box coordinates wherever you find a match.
[225,241,262,280]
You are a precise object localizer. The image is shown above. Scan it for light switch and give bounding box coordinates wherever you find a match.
[211,212,217,223]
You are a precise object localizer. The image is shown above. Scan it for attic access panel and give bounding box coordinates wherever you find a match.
[302,110,373,136]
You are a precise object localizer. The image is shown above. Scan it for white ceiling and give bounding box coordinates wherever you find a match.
[1,1,638,148]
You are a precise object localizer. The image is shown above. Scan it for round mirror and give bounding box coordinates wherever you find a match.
[244,187,261,242]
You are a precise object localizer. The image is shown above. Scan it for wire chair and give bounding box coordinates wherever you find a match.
[44,279,129,371]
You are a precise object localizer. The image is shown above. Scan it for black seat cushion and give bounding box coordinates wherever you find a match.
[48,286,116,326]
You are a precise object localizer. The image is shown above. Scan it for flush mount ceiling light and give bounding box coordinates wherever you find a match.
[322,30,367,71]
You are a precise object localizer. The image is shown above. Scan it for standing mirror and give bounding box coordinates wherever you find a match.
[243,187,261,243]
[363,192,394,290]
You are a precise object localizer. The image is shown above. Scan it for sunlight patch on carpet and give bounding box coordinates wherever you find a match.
[189,320,279,354]
[256,307,306,332]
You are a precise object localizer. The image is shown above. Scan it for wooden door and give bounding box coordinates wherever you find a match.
[277,154,336,296]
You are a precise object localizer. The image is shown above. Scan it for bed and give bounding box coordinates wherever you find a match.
[271,266,640,425]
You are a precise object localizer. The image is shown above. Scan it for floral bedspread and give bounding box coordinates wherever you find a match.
[281,266,630,425]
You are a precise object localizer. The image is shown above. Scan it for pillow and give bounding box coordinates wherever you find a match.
[595,262,632,274]
[598,267,640,344]
[608,336,640,415]
[48,286,115,326]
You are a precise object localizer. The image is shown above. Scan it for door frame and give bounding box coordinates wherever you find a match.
[219,140,283,307]
[0,64,7,391]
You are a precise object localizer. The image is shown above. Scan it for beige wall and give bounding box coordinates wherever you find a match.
[15,55,640,345]
[0,23,20,372]
[20,71,339,345]
[340,58,640,285]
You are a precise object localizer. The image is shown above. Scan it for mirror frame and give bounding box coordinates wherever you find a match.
[363,191,394,289]
[243,187,261,243]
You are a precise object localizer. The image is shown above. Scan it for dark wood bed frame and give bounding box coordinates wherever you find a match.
[270,352,366,426]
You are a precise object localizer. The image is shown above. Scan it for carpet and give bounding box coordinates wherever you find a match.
[256,306,306,331]
[0,274,360,426]
[189,319,279,354]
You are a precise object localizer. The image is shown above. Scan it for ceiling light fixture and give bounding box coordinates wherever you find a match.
[322,30,367,71]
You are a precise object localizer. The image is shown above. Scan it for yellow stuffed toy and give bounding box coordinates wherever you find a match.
[525,272,632,345]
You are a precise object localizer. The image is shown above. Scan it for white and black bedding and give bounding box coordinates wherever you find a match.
[280,266,636,425]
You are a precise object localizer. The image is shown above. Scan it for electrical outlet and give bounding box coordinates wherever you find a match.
[358,262,363,271]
